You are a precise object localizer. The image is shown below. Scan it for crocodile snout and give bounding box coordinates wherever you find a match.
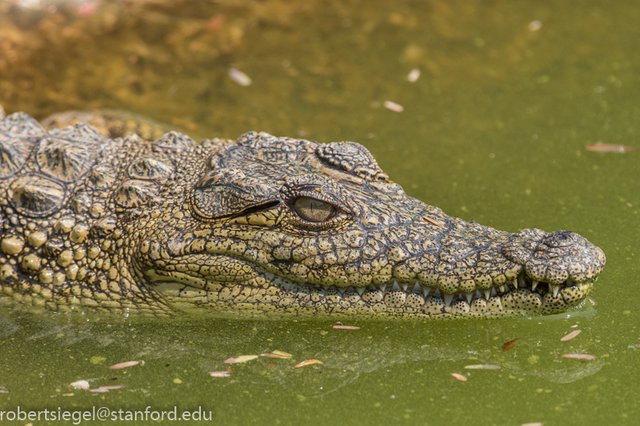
[503,228,606,286]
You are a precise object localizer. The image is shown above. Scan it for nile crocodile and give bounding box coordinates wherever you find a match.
[0,106,605,318]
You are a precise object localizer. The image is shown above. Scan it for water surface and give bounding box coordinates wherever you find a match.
[1,1,638,424]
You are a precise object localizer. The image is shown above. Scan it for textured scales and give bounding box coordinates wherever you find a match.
[0,107,606,318]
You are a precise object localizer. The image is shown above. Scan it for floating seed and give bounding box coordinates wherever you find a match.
[383,100,404,112]
[560,329,582,342]
[451,373,468,382]
[464,364,501,370]
[224,355,259,364]
[561,353,596,360]
[586,142,639,153]
[109,360,142,370]
[261,350,293,359]
[294,359,323,368]
[501,337,520,351]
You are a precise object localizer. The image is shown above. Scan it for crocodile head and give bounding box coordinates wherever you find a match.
[136,131,605,318]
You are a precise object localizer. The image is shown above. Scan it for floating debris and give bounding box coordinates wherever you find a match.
[383,100,404,112]
[450,373,468,382]
[89,384,125,394]
[333,322,360,330]
[109,360,142,370]
[586,142,640,153]
[224,355,259,364]
[407,68,421,83]
[208,370,232,378]
[561,353,597,361]
[528,20,542,32]
[229,67,252,87]
[560,329,582,342]
[261,350,293,359]
[293,359,323,368]
[501,337,520,352]
[521,422,543,426]
[464,364,501,370]
[69,380,90,390]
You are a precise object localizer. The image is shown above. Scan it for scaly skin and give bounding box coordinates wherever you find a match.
[0,107,606,318]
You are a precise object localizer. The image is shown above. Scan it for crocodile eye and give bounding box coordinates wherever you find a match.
[291,196,336,223]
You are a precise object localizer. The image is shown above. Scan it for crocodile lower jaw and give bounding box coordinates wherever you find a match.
[150,269,594,318]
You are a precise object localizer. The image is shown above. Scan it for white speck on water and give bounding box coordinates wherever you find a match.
[407,68,421,82]
[528,20,542,32]
[70,380,90,390]
[383,100,404,112]
[229,67,252,86]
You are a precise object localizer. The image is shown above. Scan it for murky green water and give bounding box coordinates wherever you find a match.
[1,0,639,425]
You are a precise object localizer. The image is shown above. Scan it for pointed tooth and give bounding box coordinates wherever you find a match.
[337,288,345,297]
[413,282,421,293]
[499,285,506,293]
[356,287,365,296]
[433,289,441,299]
[423,287,431,298]
[444,294,454,306]
[551,285,560,297]
[391,280,401,291]
[401,282,408,292]
[465,293,473,304]
[379,284,387,292]
[531,281,539,291]
[484,289,491,300]
[490,287,497,297]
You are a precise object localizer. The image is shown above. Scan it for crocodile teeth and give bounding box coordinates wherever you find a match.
[484,289,491,300]
[413,282,421,293]
[531,281,539,291]
[401,282,408,292]
[379,284,387,292]
[392,280,401,291]
[444,294,454,306]
[465,293,473,304]
[423,287,431,298]
[356,287,365,296]
[499,285,506,293]
[551,285,560,297]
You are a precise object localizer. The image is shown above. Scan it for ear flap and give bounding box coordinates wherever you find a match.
[191,168,279,219]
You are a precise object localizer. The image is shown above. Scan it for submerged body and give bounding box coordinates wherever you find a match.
[0,107,605,318]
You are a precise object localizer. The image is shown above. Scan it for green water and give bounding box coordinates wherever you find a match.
[1,0,639,425]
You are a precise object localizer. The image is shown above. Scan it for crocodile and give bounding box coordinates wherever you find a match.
[0,106,605,318]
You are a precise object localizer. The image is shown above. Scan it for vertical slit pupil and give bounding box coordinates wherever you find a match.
[292,197,335,222]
